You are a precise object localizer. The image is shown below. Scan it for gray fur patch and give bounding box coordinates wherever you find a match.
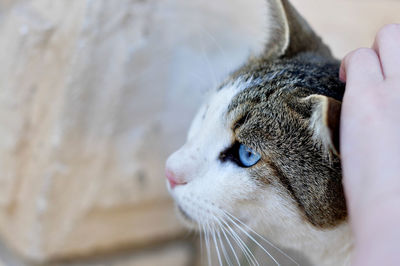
[225,52,347,228]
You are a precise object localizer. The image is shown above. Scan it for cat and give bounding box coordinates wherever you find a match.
[165,0,352,265]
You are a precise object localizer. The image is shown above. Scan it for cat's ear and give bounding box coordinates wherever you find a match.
[264,0,331,59]
[303,95,341,156]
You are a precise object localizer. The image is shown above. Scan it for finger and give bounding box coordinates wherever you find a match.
[342,48,384,93]
[372,24,400,79]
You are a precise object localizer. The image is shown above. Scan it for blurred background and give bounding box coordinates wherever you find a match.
[0,0,398,265]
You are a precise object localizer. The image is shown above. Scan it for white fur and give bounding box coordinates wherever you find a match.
[166,81,352,265]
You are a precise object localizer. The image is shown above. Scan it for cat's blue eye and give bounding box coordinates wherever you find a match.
[238,144,261,167]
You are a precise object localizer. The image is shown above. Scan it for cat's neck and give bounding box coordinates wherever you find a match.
[258,220,352,265]
[299,223,353,266]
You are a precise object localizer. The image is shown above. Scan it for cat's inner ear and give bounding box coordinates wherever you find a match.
[264,0,331,59]
[304,95,341,156]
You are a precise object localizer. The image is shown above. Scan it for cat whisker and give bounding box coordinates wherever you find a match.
[223,210,299,266]
[191,198,258,266]
[210,220,223,266]
[181,195,295,266]
[203,222,213,266]
[216,220,233,266]
[200,47,219,89]
[218,216,259,266]
[199,26,234,74]
[198,223,204,265]
[219,210,280,266]
[219,223,241,266]
[219,218,255,266]
[228,225,259,266]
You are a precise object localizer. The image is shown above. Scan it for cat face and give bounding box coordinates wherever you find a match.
[166,77,302,237]
[166,0,347,247]
[166,80,265,230]
[166,56,346,233]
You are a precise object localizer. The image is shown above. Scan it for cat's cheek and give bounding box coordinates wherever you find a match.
[168,165,251,224]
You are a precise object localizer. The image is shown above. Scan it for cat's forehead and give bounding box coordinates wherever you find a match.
[212,70,281,114]
[202,78,258,120]
[187,77,258,141]
[208,79,248,117]
[189,67,286,140]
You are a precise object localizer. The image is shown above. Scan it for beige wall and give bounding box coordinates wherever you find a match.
[0,0,266,265]
[0,0,398,265]
[291,0,400,58]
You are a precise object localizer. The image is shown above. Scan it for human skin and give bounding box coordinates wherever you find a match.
[340,24,400,266]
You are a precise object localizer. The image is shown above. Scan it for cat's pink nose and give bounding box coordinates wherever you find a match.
[165,169,187,189]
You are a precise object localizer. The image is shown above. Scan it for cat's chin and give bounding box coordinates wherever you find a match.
[175,204,200,231]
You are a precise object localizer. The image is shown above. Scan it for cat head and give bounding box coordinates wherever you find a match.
[166,0,346,244]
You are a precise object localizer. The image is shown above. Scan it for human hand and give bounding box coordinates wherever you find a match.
[340,24,400,266]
